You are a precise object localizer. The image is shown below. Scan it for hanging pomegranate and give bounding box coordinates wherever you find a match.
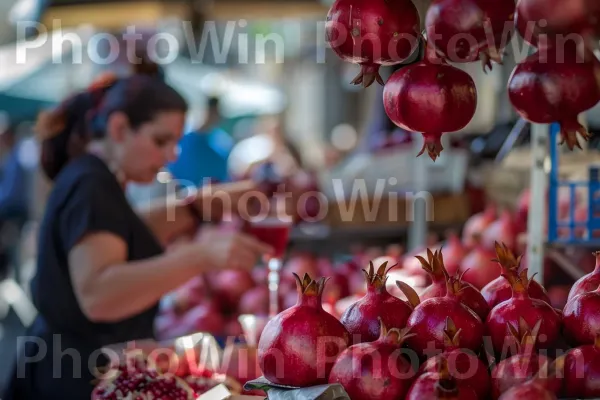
[420,317,491,398]
[383,43,478,161]
[515,0,598,48]
[426,0,516,71]
[258,273,350,387]
[481,242,551,308]
[508,41,600,150]
[328,320,416,400]
[340,261,420,344]
[325,0,421,88]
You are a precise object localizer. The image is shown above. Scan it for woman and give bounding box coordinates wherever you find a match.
[3,69,273,399]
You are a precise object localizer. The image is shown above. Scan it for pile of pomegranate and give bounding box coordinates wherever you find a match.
[242,239,600,399]
[325,0,600,159]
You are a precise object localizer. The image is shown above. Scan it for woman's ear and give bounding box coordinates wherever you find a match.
[106,112,130,143]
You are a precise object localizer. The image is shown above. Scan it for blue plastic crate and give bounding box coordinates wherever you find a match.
[547,123,600,245]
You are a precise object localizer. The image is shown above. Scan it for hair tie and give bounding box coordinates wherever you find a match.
[34,110,66,141]
[87,72,118,92]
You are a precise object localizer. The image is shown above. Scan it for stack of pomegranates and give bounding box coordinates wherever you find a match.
[250,240,600,400]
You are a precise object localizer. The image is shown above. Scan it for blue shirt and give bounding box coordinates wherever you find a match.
[168,128,234,188]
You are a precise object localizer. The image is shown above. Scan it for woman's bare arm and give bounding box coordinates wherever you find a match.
[69,228,272,322]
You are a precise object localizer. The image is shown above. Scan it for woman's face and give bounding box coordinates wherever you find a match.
[120,111,185,183]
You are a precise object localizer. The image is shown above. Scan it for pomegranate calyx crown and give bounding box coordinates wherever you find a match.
[443,317,462,348]
[292,273,328,297]
[395,280,421,308]
[416,249,448,281]
[378,317,415,346]
[492,241,522,274]
[507,317,542,353]
[434,378,460,400]
[363,260,397,290]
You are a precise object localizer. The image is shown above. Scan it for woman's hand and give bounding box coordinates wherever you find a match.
[185,227,274,271]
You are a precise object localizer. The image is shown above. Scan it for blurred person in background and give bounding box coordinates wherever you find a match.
[3,64,273,400]
[167,95,234,187]
[0,120,33,280]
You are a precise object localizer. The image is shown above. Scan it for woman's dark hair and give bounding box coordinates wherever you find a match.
[36,61,187,180]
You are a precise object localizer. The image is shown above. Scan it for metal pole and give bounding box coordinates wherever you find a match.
[408,134,428,251]
[527,123,549,283]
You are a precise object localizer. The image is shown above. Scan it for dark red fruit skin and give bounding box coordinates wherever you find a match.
[491,353,551,399]
[567,254,600,301]
[562,343,600,398]
[420,350,490,398]
[485,295,561,354]
[454,283,490,321]
[340,263,415,344]
[482,276,550,309]
[325,0,420,87]
[406,298,484,357]
[563,289,600,346]
[340,289,412,344]
[426,0,515,66]
[515,0,594,43]
[508,42,600,150]
[498,381,557,400]
[405,372,479,400]
[258,276,350,387]
[328,336,416,399]
[383,51,477,161]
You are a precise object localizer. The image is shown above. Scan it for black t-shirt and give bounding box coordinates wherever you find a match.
[6,153,164,399]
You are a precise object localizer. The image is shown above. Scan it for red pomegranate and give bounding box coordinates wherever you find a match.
[258,273,350,387]
[238,286,270,316]
[508,41,600,151]
[213,270,255,312]
[407,357,479,400]
[420,317,491,398]
[383,43,478,161]
[561,334,600,398]
[441,231,467,275]
[420,250,489,320]
[325,0,421,87]
[481,242,551,308]
[426,0,515,71]
[485,269,561,355]
[329,321,417,399]
[567,251,600,301]
[406,274,484,357]
[491,318,553,399]
[482,210,518,252]
[459,243,498,290]
[463,205,496,249]
[515,0,597,47]
[563,284,600,346]
[340,261,419,344]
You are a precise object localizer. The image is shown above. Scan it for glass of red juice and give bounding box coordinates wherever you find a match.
[244,215,293,317]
